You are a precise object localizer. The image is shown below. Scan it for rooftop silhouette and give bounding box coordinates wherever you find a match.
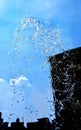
[0,112,54,130]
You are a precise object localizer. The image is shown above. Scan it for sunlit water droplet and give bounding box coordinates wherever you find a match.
[8,16,64,123]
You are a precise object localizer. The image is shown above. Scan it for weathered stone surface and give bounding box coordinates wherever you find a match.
[49,47,81,130]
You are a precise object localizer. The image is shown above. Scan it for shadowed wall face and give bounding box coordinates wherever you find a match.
[49,47,81,128]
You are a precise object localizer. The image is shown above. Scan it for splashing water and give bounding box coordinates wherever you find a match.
[9,16,64,123]
[14,16,63,62]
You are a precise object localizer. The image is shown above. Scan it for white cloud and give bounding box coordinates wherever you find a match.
[0,78,5,83]
[9,75,31,87]
[0,76,54,123]
[0,76,31,122]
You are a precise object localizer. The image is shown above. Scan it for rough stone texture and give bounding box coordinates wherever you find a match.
[49,47,81,130]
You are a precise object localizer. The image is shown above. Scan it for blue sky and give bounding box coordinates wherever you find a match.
[0,0,81,125]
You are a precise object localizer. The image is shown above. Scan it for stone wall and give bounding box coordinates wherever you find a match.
[49,47,81,130]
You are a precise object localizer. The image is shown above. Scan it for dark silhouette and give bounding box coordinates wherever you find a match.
[49,47,81,130]
[0,112,54,130]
